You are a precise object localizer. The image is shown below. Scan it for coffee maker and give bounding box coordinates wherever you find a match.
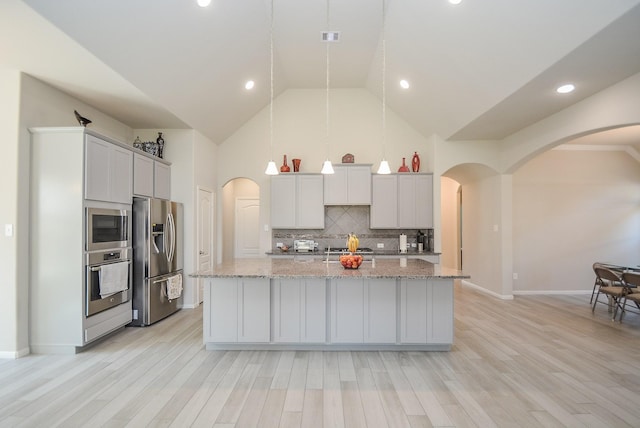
[416,230,426,253]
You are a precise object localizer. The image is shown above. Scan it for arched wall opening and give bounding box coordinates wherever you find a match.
[221,177,260,262]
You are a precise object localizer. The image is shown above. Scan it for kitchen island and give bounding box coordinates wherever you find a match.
[192,258,468,351]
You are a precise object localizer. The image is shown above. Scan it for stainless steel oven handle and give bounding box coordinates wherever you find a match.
[90,260,132,272]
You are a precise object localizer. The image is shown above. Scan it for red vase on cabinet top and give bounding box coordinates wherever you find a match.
[280,155,290,172]
[398,157,410,172]
[412,152,420,172]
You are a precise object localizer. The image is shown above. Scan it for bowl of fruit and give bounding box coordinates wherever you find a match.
[340,254,363,269]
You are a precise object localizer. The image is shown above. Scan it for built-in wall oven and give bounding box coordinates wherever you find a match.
[86,207,131,251]
[85,248,132,316]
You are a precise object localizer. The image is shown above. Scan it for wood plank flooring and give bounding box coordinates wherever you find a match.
[3,283,640,427]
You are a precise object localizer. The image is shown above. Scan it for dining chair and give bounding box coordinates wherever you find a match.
[620,271,640,322]
[592,266,628,321]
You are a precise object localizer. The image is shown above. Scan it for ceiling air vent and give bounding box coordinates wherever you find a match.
[322,31,340,42]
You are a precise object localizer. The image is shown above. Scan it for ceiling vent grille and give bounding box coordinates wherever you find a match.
[322,31,340,42]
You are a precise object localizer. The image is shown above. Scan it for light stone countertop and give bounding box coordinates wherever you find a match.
[190,258,468,279]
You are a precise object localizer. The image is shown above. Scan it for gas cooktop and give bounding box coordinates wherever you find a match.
[324,247,374,254]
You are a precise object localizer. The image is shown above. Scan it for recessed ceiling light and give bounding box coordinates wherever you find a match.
[245,80,255,90]
[400,79,410,89]
[556,83,575,94]
[197,0,211,7]
[449,0,462,5]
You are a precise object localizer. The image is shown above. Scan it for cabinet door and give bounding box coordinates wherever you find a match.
[364,279,396,343]
[133,154,154,197]
[272,279,302,342]
[207,279,238,342]
[397,175,417,228]
[301,279,326,343]
[347,166,372,205]
[370,175,398,228]
[323,166,348,205]
[415,174,433,228]
[154,162,171,200]
[400,279,427,343]
[109,145,133,204]
[426,279,453,344]
[331,279,364,343]
[297,175,325,228]
[85,135,111,201]
[271,175,296,228]
[238,278,270,342]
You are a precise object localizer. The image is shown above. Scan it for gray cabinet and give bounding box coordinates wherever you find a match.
[400,278,453,344]
[133,153,171,200]
[205,278,270,343]
[371,173,433,229]
[324,164,372,205]
[331,278,396,344]
[270,174,324,229]
[85,134,132,204]
[272,278,326,343]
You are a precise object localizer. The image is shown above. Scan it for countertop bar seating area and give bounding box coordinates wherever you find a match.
[192,258,468,351]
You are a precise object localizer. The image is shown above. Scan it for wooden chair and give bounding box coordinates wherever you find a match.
[620,271,640,322]
[592,266,628,321]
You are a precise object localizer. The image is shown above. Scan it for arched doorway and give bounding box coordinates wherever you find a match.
[222,178,260,262]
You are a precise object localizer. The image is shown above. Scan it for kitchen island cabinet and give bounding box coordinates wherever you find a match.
[193,258,467,351]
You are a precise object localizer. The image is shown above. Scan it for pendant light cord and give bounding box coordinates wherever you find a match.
[325,0,330,158]
[269,0,274,161]
[381,0,386,160]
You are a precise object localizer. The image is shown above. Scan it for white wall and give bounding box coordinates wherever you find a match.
[440,176,460,270]
[217,88,431,254]
[0,70,21,357]
[513,148,640,293]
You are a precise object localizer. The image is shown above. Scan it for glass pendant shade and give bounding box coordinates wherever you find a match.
[265,161,279,175]
[321,159,335,174]
[377,160,391,174]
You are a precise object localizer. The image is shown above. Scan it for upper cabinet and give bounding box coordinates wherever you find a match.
[324,164,372,205]
[85,134,132,204]
[371,173,433,229]
[133,153,171,200]
[271,174,324,229]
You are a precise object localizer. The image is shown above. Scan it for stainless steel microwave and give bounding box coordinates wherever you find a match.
[86,207,131,251]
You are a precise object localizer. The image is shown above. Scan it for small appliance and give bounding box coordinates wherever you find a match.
[293,239,317,252]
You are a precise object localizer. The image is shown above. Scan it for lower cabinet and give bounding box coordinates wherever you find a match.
[400,278,454,344]
[272,278,326,343]
[330,279,396,344]
[205,278,270,343]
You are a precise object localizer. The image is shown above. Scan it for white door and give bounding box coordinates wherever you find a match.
[197,187,214,304]
[235,198,260,258]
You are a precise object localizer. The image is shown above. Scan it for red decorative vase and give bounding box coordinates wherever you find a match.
[292,158,301,172]
[398,157,410,172]
[280,155,290,172]
[412,152,420,172]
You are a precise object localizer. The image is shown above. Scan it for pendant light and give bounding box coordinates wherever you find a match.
[377,0,391,174]
[321,0,335,174]
[264,0,279,175]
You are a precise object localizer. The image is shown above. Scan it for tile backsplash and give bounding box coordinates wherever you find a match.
[272,206,433,251]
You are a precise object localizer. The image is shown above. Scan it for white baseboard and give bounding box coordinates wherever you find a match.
[461,280,514,300]
[0,347,30,359]
[179,303,201,309]
[513,289,592,295]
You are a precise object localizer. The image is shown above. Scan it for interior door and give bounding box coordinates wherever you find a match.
[197,187,214,304]
[235,197,260,258]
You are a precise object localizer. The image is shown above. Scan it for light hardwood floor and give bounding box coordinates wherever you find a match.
[2,283,640,428]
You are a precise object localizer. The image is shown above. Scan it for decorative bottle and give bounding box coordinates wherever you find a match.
[156,132,165,159]
[280,155,290,172]
[412,151,420,172]
[398,157,410,172]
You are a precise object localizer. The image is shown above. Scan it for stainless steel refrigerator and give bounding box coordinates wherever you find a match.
[130,197,183,326]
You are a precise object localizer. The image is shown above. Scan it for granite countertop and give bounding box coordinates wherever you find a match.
[265,250,441,256]
[190,258,467,279]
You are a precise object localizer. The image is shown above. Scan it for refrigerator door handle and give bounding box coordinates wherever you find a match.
[167,212,175,264]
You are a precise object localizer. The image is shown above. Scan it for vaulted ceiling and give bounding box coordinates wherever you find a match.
[2,0,640,145]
